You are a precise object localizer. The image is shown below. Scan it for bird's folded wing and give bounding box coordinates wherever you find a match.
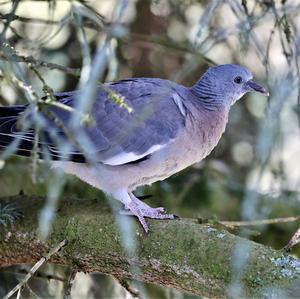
[0,79,186,165]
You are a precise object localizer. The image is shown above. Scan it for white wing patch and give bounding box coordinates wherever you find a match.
[102,144,165,166]
[172,93,186,117]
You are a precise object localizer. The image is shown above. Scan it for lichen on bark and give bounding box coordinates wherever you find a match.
[0,195,300,298]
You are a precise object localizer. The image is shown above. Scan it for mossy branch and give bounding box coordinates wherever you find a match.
[0,195,300,298]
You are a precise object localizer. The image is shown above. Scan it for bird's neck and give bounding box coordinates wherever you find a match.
[190,81,229,111]
[182,100,229,164]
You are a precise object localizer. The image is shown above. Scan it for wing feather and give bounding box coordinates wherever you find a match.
[0,78,186,165]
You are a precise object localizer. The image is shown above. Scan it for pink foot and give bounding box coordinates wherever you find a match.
[120,193,178,233]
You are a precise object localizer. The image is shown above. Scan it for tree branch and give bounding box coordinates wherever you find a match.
[0,52,81,77]
[0,195,300,298]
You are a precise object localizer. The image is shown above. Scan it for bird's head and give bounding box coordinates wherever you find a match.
[192,64,269,109]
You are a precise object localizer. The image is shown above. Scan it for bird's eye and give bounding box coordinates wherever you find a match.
[234,76,243,84]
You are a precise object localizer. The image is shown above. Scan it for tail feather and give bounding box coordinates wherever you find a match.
[0,105,25,117]
[0,105,86,162]
[0,105,34,157]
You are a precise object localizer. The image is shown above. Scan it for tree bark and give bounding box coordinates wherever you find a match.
[0,195,300,298]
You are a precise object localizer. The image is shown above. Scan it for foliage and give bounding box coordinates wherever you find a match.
[0,202,23,227]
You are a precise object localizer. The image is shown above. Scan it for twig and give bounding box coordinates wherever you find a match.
[220,216,300,227]
[3,239,68,299]
[25,284,39,299]
[2,268,66,282]
[8,71,40,104]
[129,33,216,66]
[16,288,21,299]
[30,121,40,184]
[64,267,78,299]
[119,279,140,299]
[0,12,69,26]
[264,19,278,79]
[0,0,20,39]
[241,0,249,16]
[284,227,300,252]
[0,53,81,77]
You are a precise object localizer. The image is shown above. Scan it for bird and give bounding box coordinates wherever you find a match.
[0,64,269,233]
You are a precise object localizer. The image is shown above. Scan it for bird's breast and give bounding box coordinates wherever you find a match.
[128,108,229,188]
[170,108,229,168]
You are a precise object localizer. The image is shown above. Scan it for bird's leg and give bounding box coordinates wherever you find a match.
[122,193,178,220]
[112,191,178,233]
[112,190,150,233]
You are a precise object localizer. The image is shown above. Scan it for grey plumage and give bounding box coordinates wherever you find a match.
[0,78,185,164]
[0,64,268,232]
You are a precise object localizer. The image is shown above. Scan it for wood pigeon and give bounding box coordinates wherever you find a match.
[0,64,269,232]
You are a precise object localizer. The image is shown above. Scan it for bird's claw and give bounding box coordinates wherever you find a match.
[121,196,178,233]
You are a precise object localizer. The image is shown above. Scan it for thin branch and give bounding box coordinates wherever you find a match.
[0,12,69,26]
[63,268,78,299]
[0,52,81,77]
[129,33,216,66]
[119,279,140,299]
[220,216,300,227]
[0,0,20,39]
[284,227,300,252]
[24,284,39,299]
[3,239,68,299]
[16,288,21,299]
[6,70,40,104]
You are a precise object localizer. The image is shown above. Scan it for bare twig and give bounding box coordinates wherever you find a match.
[129,33,216,66]
[220,216,300,228]
[64,268,78,299]
[25,284,39,299]
[284,227,300,252]
[119,279,140,299]
[3,239,68,299]
[0,52,81,77]
[6,70,40,104]
[0,0,20,39]
[16,288,21,299]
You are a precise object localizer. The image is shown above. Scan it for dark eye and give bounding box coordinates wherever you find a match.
[234,76,243,84]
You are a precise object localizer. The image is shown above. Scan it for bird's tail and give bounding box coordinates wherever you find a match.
[0,105,34,157]
[0,106,86,162]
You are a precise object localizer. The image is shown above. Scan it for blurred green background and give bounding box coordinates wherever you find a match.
[0,0,300,298]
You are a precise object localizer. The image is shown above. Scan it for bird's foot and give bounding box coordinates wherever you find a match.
[120,195,178,233]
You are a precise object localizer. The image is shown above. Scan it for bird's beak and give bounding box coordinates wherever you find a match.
[246,80,269,96]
